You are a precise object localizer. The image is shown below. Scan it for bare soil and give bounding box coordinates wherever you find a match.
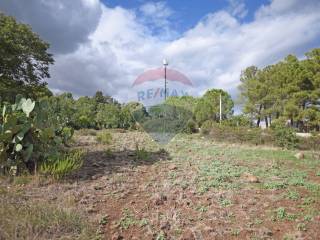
[1,130,320,240]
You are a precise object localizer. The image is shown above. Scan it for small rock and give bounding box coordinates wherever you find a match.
[295,152,304,160]
[168,164,177,170]
[91,175,98,180]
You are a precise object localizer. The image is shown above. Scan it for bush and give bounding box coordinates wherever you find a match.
[200,120,215,135]
[297,132,320,151]
[40,149,84,179]
[272,125,299,149]
[184,119,198,134]
[203,123,275,146]
[96,130,112,144]
[60,127,74,144]
[222,115,251,127]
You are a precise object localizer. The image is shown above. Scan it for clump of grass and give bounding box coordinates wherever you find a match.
[286,190,300,200]
[0,193,96,239]
[231,228,240,236]
[96,130,112,144]
[40,149,84,180]
[156,231,166,240]
[196,160,247,192]
[275,207,286,220]
[302,197,315,206]
[118,208,137,230]
[134,143,150,161]
[263,181,287,190]
[218,196,232,207]
[196,205,208,213]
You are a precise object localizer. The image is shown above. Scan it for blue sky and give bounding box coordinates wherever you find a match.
[1,0,320,105]
[103,0,270,33]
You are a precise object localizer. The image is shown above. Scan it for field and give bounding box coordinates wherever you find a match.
[1,130,320,240]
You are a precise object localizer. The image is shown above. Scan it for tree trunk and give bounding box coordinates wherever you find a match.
[269,115,272,126]
[256,104,262,127]
[265,116,269,128]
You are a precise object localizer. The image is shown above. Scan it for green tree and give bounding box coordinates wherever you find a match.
[0,13,54,101]
[195,89,234,125]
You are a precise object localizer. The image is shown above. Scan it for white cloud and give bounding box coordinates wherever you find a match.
[1,0,320,105]
[0,0,102,53]
[227,0,248,19]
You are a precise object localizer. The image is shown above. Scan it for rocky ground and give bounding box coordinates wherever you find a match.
[1,130,320,240]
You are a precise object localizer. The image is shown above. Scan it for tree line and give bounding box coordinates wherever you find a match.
[239,50,320,131]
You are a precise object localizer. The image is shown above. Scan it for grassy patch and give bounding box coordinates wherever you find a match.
[218,197,233,207]
[197,160,247,192]
[134,144,150,161]
[96,130,112,144]
[0,192,96,239]
[40,149,84,180]
[286,190,300,200]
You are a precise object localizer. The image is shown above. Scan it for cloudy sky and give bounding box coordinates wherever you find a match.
[1,0,320,103]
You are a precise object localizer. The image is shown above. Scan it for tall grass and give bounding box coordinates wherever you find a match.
[40,149,84,180]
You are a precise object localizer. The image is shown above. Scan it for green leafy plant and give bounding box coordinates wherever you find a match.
[40,149,84,180]
[276,207,286,220]
[272,125,299,149]
[0,96,68,175]
[118,208,137,230]
[134,143,150,161]
[286,190,300,200]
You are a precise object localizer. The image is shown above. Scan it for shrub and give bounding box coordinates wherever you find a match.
[200,120,215,135]
[272,125,299,149]
[203,123,275,146]
[183,119,198,134]
[60,127,74,144]
[96,130,112,144]
[297,132,320,151]
[222,115,251,127]
[40,149,84,179]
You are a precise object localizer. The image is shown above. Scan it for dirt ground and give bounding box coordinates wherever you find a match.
[1,130,320,240]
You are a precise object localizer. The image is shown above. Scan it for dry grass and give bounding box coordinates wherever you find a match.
[0,187,97,240]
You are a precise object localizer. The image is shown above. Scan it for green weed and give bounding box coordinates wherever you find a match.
[96,130,112,144]
[134,143,150,161]
[196,205,208,213]
[218,197,232,207]
[286,190,300,200]
[40,149,84,179]
[276,207,286,220]
[118,208,137,230]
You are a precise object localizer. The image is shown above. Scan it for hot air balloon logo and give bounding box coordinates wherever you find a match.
[131,60,193,106]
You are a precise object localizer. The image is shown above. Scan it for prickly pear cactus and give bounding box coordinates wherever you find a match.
[0,96,71,175]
